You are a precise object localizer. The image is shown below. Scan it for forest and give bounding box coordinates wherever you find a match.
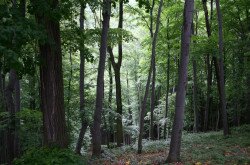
[0,0,249,164]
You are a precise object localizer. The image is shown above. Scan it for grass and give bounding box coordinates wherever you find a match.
[89,124,250,165]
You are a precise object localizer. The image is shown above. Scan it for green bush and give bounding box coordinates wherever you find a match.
[14,147,87,165]
[17,109,42,151]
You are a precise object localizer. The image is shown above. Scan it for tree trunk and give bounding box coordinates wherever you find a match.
[138,0,163,154]
[106,0,124,147]
[192,58,198,132]
[192,13,199,133]
[163,20,171,139]
[75,3,88,155]
[91,0,111,157]
[107,59,113,147]
[167,0,194,162]
[0,63,7,164]
[215,0,229,136]
[33,0,69,148]
[202,0,213,132]
[5,70,20,164]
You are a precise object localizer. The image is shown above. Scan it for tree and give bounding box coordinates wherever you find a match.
[75,2,88,155]
[31,0,69,148]
[91,0,111,157]
[215,0,229,136]
[107,0,124,147]
[138,0,163,154]
[167,0,194,162]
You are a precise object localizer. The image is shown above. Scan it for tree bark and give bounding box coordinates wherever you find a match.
[202,0,213,131]
[91,0,111,157]
[106,0,124,147]
[138,0,163,154]
[107,59,113,147]
[215,0,229,136]
[5,70,20,164]
[167,0,194,162]
[33,0,69,148]
[0,63,7,164]
[75,3,88,155]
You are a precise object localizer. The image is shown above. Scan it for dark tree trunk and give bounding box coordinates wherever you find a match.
[0,63,7,164]
[202,0,213,131]
[5,70,20,164]
[91,0,111,157]
[33,0,69,148]
[75,3,88,155]
[138,0,163,154]
[167,0,194,162]
[106,0,124,147]
[215,0,229,136]
[107,46,123,147]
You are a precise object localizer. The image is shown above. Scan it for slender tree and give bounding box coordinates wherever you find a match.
[138,0,163,154]
[75,2,89,155]
[163,19,171,139]
[167,0,194,162]
[215,0,229,135]
[91,0,111,157]
[202,0,213,131]
[107,0,124,147]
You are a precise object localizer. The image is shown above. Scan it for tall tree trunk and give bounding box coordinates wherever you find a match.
[107,59,113,147]
[91,0,111,157]
[5,70,20,164]
[75,3,88,155]
[107,0,124,147]
[167,0,194,162]
[192,12,199,133]
[32,0,69,148]
[202,0,213,131]
[192,58,198,132]
[0,63,7,164]
[163,20,171,139]
[138,0,163,154]
[215,0,229,136]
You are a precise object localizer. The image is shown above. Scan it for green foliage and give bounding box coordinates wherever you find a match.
[181,125,250,164]
[13,147,87,165]
[17,109,42,151]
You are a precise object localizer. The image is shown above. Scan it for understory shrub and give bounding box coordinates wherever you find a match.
[14,147,87,165]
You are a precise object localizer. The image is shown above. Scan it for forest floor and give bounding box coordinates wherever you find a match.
[88,125,250,165]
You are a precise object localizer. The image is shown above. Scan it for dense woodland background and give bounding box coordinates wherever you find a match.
[0,0,249,164]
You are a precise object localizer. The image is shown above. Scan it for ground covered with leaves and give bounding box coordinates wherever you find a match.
[89,125,250,165]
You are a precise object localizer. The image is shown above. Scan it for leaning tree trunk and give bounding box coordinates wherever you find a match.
[32,0,69,148]
[75,3,88,155]
[167,0,194,162]
[215,0,229,136]
[91,0,111,157]
[138,0,163,154]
